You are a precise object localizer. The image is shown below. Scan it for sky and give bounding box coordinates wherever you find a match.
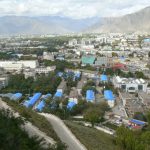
[0,0,150,19]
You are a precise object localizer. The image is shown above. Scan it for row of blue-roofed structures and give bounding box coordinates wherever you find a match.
[0,70,115,112]
[23,93,42,108]
[57,70,81,81]
[22,70,82,111]
[0,93,23,101]
[66,72,114,110]
[100,74,115,108]
[0,70,82,111]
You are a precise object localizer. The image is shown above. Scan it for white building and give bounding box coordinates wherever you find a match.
[69,88,78,104]
[68,39,78,46]
[0,76,8,89]
[24,69,35,79]
[113,76,148,93]
[35,66,56,74]
[43,52,54,61]
[107,100,115,108]
[0,60,39,71]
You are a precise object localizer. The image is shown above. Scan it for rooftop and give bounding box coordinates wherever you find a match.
[82,55,95,65]
[115,76,146,84]
[104,90,115,101]
[86,90,95,101]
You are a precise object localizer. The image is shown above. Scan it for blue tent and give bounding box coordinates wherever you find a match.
[57,72,64,77]
[54,91,63,98]
[43,93,52,100]
[74,72,81,79]
[11,93,22,101]
[36,100,45,112]
[86,90,95,102]
[100,75,108,82]
[104,90,115,101]
[0,93,14,99]
[24,93,42,108]
[35,93,51,111]
[130,119,146,126]
[67,101,76,110]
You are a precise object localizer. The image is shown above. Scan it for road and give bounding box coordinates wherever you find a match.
[40,113,87,150]
[0,99,56,148]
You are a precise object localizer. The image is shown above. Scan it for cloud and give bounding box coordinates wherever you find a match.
[0,0,149,19]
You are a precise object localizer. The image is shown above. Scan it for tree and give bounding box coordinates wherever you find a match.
[116,126,137,150]
[0,109,46,150]
[84,108,102,127]
[81,80,96,96]
[112,52,118,57]
[70,99,88,116]
[135,71,146,79]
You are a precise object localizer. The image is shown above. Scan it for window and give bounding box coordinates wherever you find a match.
[138,85,143,90]
[121,84,126,90]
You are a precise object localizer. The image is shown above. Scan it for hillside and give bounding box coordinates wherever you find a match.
[87,6,150,33]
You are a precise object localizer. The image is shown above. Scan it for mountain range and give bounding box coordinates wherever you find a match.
[87,6,150,33]
[0,16,99,35]
[0,6,149,35]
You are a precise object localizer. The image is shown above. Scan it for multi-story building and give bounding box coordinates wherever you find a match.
[35,66,56,74]
[95,57,112,67]
[113,76,148,93]
[43,52,55,61]
[0,60,39,71]
[0,75,8,90]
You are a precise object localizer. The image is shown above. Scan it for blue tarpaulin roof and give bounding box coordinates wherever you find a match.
[144,38,150,42]
[67,101,76,110]
[57,72,64,77]
[36,100,45,112]
[130,119,146,126]
[0,93,14,99]
[54,91,63,98]
[11,93,22,101]
[43,93,52,99]
[64,71,81,80]
[24,93,42,108]
[35,93,51,111]
[86,90,95,102]
[100,75,108,81]
[104,90,115,101]
[74,72,81,79]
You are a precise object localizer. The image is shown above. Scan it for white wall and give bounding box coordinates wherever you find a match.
[107,100,115,108]
[0,61,38,70]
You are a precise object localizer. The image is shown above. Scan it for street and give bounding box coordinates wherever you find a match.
[40,113,87,150]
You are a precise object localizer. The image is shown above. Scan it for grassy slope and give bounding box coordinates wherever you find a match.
[3,99,60,142]
[65,121,117,150]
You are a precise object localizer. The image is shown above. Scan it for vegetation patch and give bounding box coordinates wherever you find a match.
[65,120,117,150]
[2,98,67,150]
